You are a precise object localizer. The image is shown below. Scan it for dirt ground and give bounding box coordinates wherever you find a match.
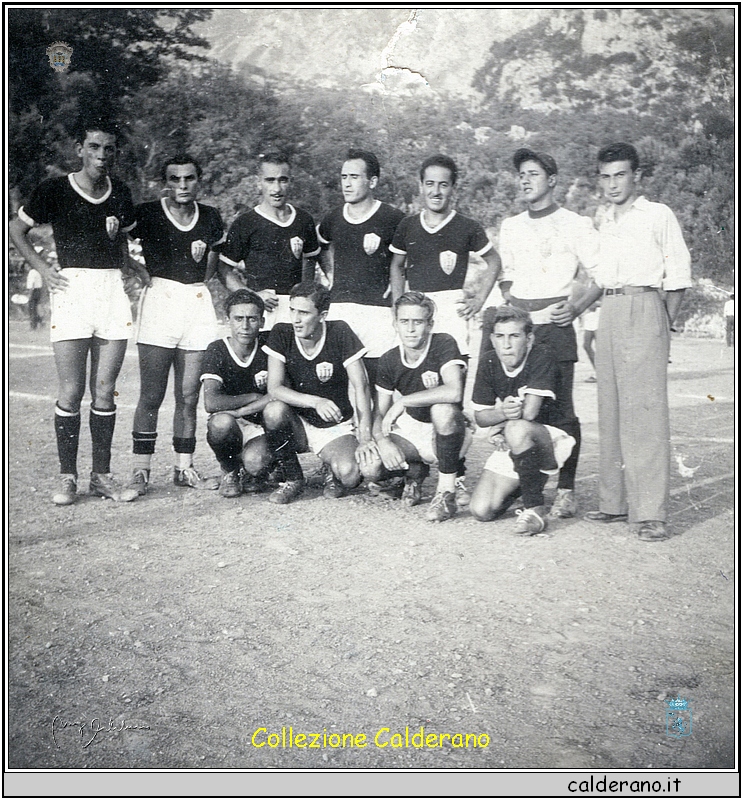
[7,317,736,771]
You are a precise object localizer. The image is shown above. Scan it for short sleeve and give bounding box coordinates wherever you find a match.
[207,207,225,247]
[116,182,136,232]
[522,348,558,397]
[498,217,516,281]
[301,211,320,257]
[317,213,333,246]
[375,352,395,394]
[21,180,57,226]
[220,216,248,267]
[390,216,410,255]
[468,219,492,257]
[337,321,367,366]
[472,353,497,408]
[200,341,224,383]
[436,335,466,374]
[264,323,291,363]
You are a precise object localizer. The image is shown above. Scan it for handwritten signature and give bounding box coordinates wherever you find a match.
[52,715,151,748]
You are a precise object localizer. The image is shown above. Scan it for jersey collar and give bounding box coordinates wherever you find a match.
[161,197,200,232]
[342,199,381,225]
[254,203,297,227]
[419,209,456,234]
[501,341,533,377]
[68,173,112,204]
[399,333,433,369]
[225,336,258,367]
[295,322,327,360]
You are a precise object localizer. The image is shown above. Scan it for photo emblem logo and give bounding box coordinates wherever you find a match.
[439,250,457,275]
[665,696,692,738]
[46,42,73,73]
[421,370,440,389]
[290,236,304,259]
[363,233,381,255]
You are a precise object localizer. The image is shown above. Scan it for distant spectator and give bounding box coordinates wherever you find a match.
[582,301,600,381]
[25,266,43,329]
[724,293,734,347]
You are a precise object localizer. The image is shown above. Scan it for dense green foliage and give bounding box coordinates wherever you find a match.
[9,7,735,305]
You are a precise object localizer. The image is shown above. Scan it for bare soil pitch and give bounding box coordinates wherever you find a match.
[8,323,735,770]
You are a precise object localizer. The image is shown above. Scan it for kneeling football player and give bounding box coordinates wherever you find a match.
[262,281,376,503]
[469,305,576,535]
[201,289,274,497]
[362,291,471,523]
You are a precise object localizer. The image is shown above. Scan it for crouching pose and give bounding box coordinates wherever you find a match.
[361,292,470,523]
[262,281,375,504]
[470,305,575,535]
[201,290,273,498]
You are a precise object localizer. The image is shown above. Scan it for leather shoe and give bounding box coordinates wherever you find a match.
[584,510,628,523]
[638,520,671,541]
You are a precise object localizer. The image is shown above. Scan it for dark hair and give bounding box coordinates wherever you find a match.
[224,288,265,317]
[483,304,533,337]
[345,149,380,180]
[161,154,203,182]
[290,280,331,314]
[597,142,640,172]
[394,291,436,321]
[512,147,558,176]
[259,152,291,170]
[73,114,121,145]
[419,154,458,185]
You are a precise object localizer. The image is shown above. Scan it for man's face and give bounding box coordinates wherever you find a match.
[341,159,377,205]
[518,159,554,206]
[491,320,533,370]
[598,159,640,206]
[228,302,263,347]
[394,303,434,351]
[165,163,200,206]
[259,162,291,209]
[77,131,117,179]
[289,295,326,339]
[421,165,455,215]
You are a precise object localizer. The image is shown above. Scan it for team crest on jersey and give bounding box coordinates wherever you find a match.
[315,362,334,383]
[254,370,268,390]
[46,42,73,73]
[363,233,381,255]
[439,250,457,275]
[421,370,440,389]
[105,216,120,241]
[290,236,304,259]
[191,240,207,262]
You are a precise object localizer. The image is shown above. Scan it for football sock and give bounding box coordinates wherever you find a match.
[265,426,303,482]
[557,419,581,490]
[436,429,465,476]
[90,406,116,475]
[132,431,157,473]
[510,445,550,508]
[55,404,81,475]
[436,472,457,494]
[206,425,243,472]
[173,437,195,470]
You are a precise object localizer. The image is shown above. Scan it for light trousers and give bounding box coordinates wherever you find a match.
[595,291,670,522]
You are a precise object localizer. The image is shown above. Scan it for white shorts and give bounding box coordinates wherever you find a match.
[137,278,218,350]
[428,289,470,356]
[326,303,397,358]
[50,268,132,343]
[583,309,600,332]
[236,416,265,446]
[390,411,472,466]
[300,417,356,456]
[260,293,291,331]
[484,424,575,480]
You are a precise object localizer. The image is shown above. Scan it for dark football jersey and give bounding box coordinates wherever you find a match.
[376,332,466,424]
[318,201,405,305]
[220,205,320,294]
[19,174,135,269]
[200,332,269,425]
[135,199,224,284]
[472,344,566,426]
[390,210,492,292]
[264,320,366,428]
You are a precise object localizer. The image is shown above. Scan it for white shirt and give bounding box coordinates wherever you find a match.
[499,206,599,299]
[593,196,691,291]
